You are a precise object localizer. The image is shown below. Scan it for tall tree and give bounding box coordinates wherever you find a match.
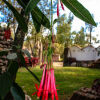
[74,27,87,47]
[85,23,95,44]
[85,14,97,44]
[56,14,74,65]
[57,14,74,47]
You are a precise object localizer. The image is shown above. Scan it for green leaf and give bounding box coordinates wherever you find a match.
[25,67,40,83]
[31,7,50,31]
[62,0,96,26]
[25,0,40,15]
[17,53,26,67]
[7,53,17,60]
[0,50,8,56]
[8,61,19,79]
[11,83,25,100]
[3,0,28,32]
[34,19,41,33]
[16,0,26,9]
[21,0,30,5]
[0,72,12,99]
[22,49,31,59]
[53,19,58,25]
[31,11,41,32]
[53,18,61,25]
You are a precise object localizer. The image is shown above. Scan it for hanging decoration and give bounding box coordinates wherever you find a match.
[57,0,64,17]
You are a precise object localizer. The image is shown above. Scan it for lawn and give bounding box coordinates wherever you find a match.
[16,67,100,100]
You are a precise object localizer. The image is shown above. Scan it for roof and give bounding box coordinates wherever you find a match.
[82,45,95,50]
[69,44,97,51]
[69,44,81,49]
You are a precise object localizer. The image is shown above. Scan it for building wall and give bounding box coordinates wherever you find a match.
[82,46,97,61]
[96,46,100,60]
[68,46,97,61]
[68,46,81,61]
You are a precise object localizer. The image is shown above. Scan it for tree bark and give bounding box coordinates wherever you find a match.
[14,10,29,49]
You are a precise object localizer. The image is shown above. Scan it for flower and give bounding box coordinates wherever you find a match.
[32,66,59,100]
[4,29,11,40]
[57,0,64,17]
[37,64,46,98]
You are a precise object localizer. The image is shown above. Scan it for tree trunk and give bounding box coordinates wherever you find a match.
[63,47,69,66]
[40,41,43,64]
[14,26,25,49]
[90,29,92,44]
[29,41,34,57]
[14,10,29,49]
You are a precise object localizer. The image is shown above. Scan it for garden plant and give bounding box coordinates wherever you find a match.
[0,0,96,100]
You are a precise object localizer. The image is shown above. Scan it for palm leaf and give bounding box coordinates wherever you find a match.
[62,0,96,26]
[3,0,28,32]
[25,0,40,15]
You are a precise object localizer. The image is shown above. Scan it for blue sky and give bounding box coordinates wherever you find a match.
[0,12,4,22]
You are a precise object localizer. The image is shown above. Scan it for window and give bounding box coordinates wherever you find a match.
[98,51,100,56]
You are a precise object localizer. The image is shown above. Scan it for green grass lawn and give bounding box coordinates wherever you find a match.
[16,67,100,100]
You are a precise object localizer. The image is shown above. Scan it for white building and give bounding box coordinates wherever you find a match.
[96,46,100,60]
[68,45,99,61]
